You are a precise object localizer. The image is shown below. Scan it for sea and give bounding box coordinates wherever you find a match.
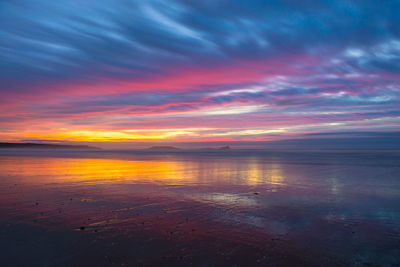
[0,149,399,266]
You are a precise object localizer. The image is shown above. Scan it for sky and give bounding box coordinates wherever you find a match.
[0,0,400,148]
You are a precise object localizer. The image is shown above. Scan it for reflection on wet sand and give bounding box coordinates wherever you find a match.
[0,150,400,266]
[0,155,287,187]
[1,157,192,185]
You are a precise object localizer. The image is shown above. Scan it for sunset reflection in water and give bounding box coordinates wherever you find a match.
[0,155,286,187]
[0,151,399,266]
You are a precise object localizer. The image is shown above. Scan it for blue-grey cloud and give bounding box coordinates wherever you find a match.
[1,0,400,89]
[1,0,400,143]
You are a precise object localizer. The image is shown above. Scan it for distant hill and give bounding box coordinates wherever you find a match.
[0,142,99,149]
[199,146,231,150]
[148,146,179,150]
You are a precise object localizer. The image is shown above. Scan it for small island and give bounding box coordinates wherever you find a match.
[199,145,232,150]
[148,146,179,150]
[0,142,99,149]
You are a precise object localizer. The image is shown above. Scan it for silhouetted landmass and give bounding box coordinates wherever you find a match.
[0,142,99,149]
[198,146,231,150]
[148,146,179,150]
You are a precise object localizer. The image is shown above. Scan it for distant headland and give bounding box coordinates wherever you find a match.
[0,142,99,149]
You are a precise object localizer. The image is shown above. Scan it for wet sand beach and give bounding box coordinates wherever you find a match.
[0,150,399,266]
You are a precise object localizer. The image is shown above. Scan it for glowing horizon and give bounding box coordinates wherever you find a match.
[1,1,399,146]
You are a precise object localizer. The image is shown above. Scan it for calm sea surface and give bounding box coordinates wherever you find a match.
[0,150,399,266]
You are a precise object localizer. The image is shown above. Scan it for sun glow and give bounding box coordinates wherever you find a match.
[63,130,191,141]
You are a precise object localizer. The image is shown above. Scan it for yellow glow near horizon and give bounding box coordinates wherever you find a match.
[64,130,182,141]
[55,129,198,141]
[61,127,289,141]
[0,127,289,142]
[3,116,398,143]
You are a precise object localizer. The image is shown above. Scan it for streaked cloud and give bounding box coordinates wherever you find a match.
[0,0,399,145]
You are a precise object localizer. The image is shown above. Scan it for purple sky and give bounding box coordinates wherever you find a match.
[0,0,399,147]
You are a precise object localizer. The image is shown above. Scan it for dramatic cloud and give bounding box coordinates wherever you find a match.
[0,0,399,145]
